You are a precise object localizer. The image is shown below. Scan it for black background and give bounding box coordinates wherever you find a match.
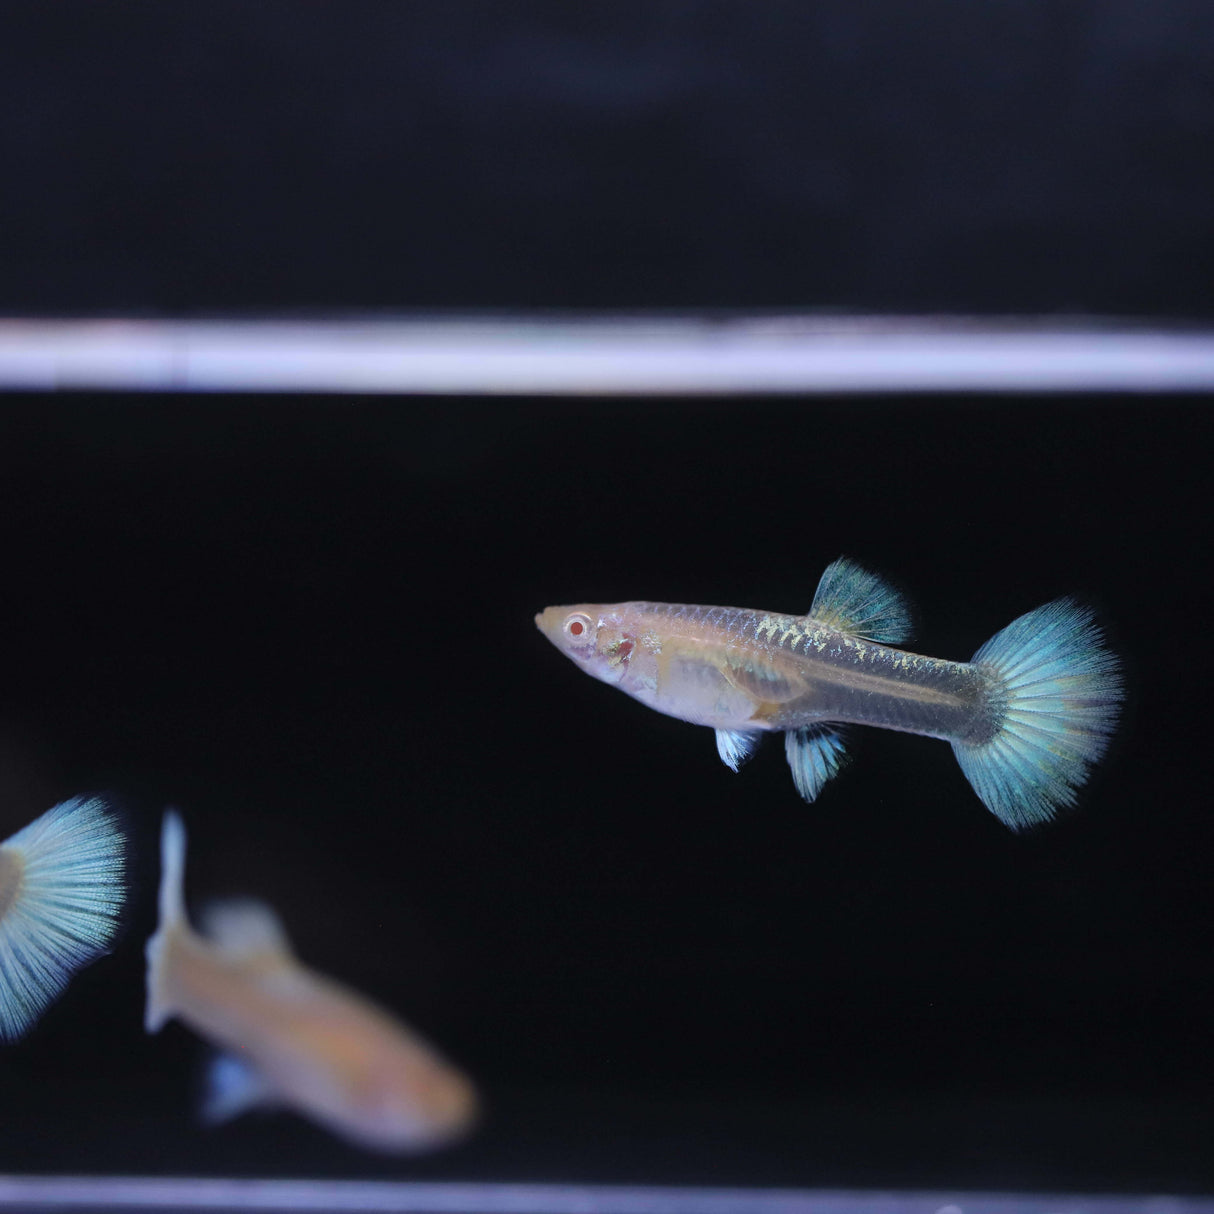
[0,398,1209,1190]
[1,2,1213,317]
[1,0,1213,1195]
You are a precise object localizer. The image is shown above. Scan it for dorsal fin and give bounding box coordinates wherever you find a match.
[198,898,294,965]
[809,558,913,644]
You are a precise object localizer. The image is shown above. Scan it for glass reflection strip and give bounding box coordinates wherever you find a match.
[1,318,1213,393]
[0,1178,1211,1213]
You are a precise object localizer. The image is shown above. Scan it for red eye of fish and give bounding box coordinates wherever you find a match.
[564,613,594,643]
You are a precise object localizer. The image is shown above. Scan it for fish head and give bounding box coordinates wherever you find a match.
[353,1054,480,1153]
[535,603,649,690]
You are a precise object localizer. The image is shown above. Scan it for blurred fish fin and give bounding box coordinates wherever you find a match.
[157,809,188,932]
[200,898,294,964]
[784,725,849,801]
[201,1051,274,1125]
[809,557,913,644]
[145,808,190,1033]
[715,728,761,772]
[0,795,126,1042]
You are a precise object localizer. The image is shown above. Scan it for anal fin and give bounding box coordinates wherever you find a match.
[784,725,849,801]
[715,728,762,772]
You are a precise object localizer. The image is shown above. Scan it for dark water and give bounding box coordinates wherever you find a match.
[2,4,1214,317]
[0,396,1208,1191]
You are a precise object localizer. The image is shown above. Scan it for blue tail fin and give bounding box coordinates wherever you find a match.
[952,599,1122,830]
[0,796,126,1040]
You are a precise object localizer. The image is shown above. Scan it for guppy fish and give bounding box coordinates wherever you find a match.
[536,558,1122,831]
[146,810,478,1153]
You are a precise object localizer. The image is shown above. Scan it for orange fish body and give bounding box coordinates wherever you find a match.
[145,811,477,1153]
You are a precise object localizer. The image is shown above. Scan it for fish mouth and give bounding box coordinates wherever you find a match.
[534,607,563,640]
[535,605,585,643]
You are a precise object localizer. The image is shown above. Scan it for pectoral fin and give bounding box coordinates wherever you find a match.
[201,1052,275,1125]
[784,725,849,802]
[720,652,802,703]
[715,728,762,772]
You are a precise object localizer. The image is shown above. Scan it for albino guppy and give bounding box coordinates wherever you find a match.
[536,558,1122,830]
[0,796,126,1041]
[145,810,478,1153]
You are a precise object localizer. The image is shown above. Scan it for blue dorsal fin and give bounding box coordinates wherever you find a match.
[784,725,849,801]
[809,558,913,644]
[199,898,294,965]
[715,728,762,772]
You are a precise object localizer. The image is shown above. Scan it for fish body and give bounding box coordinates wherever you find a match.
[145,811,478,1153]
[549,600,992,740]
[0,796,126,1041]
[536,558,1123,830]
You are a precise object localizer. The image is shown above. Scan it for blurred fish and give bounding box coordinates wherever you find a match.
[536,557,1122,831]
[0,795,126,1040]
[145,810,478,1153]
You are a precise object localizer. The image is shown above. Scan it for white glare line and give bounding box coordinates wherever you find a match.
[0,318,1213,393]
[0,1178,1209,1213]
